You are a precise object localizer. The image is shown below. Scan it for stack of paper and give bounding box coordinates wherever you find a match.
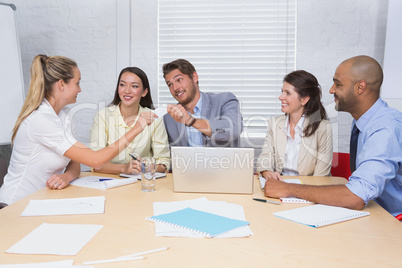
[147,207,249,238]
[150,197,253,238]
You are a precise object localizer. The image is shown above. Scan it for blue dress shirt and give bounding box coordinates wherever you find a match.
[186,94,203,147]
[346,98,402,216]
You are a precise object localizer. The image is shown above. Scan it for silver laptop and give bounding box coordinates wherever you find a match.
[171,146,254,194]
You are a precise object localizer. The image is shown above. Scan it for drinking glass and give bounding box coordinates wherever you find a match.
[141,157,156,192]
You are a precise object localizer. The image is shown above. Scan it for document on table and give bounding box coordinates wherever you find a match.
[150,197,253,238]
[259,176,303,190]
[21,196,105,216]
[6,223,103,255]
[70,176,138,189]
[274,204,370,227]
[0,260,90,268]
[259,177,313,203]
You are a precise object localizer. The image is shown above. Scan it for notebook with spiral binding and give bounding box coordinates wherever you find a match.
[273,204,370,227]
[146,207,250,238]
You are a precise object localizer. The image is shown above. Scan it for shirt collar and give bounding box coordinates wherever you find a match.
[355,98,385,131]
[42,99,60,116]
[284,114,305,137]
[114,104,144,128]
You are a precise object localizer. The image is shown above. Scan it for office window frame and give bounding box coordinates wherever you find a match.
[157,0,296,138]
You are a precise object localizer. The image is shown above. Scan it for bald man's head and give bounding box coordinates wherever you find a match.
[341,55,383,95]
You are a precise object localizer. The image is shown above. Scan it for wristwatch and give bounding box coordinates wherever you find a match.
[185,116,197,127]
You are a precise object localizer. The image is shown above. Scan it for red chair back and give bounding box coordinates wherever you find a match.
[331,152,351,180]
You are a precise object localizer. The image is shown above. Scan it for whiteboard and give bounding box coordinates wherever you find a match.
[0,3,24,145]
[382,0,402,111]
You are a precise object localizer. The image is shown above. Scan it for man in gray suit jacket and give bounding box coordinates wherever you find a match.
[162,59,243,148]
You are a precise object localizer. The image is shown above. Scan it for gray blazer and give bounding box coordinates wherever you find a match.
[163,92,243,147]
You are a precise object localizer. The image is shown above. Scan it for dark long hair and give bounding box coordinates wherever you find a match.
[109,67,154,109]
[284,70,328,137]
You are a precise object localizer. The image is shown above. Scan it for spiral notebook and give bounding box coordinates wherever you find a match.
[280,197,313,204]
[146,207,250,238]
[273,204,370,227]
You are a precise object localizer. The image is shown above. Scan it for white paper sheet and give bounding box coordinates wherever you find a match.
[259,177,312,203]
[0,260,91,268]
[259,176,302,190]
[151,197,253,238]
[21,196,105,216]
[0,260,74,268]
[70,176,138,189]
[153,104,168,118]
[6,223,103,255]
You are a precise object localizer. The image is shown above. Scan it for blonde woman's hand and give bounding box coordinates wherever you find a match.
[46,174,69,190]
[137,111,157,130]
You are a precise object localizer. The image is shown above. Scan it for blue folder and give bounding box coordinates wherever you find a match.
[146,207,250,238]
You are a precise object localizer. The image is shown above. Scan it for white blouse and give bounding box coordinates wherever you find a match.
[282,115,305,176]
[0,100,76,205]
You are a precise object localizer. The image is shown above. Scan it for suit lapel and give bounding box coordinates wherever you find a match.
[297,116,313,167]
[175,117,189,147]
[276,116,287,160]
[200,92,211,146]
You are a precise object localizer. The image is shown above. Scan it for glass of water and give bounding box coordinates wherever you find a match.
[141,157,156,192]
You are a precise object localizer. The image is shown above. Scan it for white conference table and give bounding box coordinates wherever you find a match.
[0,172,401,267]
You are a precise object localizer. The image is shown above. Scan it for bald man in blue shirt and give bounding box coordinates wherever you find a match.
[264,55,402,217]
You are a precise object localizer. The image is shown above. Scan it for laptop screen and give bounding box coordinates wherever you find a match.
[171,147,254,194]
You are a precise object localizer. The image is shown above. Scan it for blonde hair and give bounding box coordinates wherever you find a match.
[11,54,77,143]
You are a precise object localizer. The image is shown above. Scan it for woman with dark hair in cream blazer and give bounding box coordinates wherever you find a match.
[257,70,333,181]
[90,67,170,175]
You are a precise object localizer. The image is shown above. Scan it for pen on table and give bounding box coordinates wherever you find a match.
[82,246,168,265]
[117,246,169,259]
[83,256,144,265]
[88,178,114,182]
[253,198,282,205]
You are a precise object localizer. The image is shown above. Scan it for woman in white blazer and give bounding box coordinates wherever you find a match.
[257,70,333,180]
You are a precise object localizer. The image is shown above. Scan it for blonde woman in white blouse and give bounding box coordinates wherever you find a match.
[257,70,333,181]
[0,55,155,206]
[90,67,170,175]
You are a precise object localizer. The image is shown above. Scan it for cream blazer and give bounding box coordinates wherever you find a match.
[90,105,171,170]
[257,115,333,176]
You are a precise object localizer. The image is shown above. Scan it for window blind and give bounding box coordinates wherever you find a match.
[158,0,296,135]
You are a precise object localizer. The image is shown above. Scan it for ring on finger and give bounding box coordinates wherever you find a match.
[55,182,60,187]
